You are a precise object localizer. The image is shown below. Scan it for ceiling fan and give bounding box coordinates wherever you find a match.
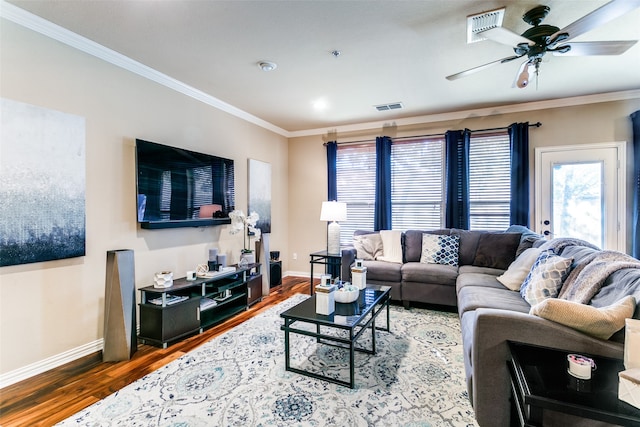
[446,0,640,88]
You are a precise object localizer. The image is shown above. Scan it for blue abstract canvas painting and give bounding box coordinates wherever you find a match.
[0,98,86,267]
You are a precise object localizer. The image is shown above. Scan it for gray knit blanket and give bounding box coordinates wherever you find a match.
[537,237,600,254]
[558,250,640,303]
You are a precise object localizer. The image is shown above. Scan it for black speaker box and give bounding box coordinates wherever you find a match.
[270,261,282,288]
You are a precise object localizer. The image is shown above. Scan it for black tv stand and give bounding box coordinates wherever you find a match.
[138,263,261,348]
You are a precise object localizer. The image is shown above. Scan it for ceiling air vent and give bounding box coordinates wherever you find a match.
[467,7,505,43]
[375,102,403,111]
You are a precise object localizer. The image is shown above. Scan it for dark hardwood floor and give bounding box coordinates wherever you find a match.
[0,276,313,427]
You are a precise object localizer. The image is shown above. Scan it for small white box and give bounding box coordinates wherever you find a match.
[351,266,367,290]
[625,318,640,370]
[315,284,336,315]
[619,368,640,409]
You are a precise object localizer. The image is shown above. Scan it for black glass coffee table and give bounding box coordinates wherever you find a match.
[280,285,391,388]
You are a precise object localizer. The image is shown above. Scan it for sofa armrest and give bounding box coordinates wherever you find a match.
[341,247,357,281]
[471,308,623,427]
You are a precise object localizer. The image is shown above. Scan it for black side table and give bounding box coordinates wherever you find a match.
[508,341,640,426]
[309,250,342,295]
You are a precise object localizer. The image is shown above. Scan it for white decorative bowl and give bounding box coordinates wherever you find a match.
[334,287,360,303]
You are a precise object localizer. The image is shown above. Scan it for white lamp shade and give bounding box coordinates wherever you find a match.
[320,201,347,222]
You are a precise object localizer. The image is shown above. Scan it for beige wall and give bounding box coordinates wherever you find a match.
[0,22,288,375]
[287,99,640,275]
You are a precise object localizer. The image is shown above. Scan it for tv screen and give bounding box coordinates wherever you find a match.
[135,139,235,229]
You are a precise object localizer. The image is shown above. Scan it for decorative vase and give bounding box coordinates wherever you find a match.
[240,252,255,267]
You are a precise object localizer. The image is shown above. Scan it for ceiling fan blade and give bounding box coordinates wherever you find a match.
[551,0,640,42]
[446,55,522,81]
[477,26,534,47]
[553,40,638,56]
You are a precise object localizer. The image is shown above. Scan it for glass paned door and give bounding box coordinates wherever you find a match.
[535,143,625,251]
[551,162,604,248]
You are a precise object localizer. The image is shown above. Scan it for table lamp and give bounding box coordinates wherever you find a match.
[320,201,347,255]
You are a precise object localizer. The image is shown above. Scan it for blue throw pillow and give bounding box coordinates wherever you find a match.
[420,234,459,267]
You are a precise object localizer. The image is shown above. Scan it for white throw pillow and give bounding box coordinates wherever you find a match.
[378,230,403,263]
[520,250,573,306]
[497,247,543,291]
[420,234,459,266]
[352,233,383,260]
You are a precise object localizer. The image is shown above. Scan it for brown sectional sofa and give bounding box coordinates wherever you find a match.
[341,228,640,426]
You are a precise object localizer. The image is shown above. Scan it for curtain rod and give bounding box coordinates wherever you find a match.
[326,122,542,146]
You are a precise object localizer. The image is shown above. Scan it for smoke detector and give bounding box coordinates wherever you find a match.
[258,61,277,72]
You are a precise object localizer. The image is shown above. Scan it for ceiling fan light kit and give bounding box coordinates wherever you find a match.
[447,0,640,88]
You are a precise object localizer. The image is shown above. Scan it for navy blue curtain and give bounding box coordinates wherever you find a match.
[374,136,392,231]
[508,122,530,227]
[326,141,338,201]
[445,130,470,229]
[631,111,640,259]
[325,141,341,274]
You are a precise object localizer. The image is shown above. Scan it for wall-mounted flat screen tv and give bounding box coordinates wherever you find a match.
[135,139,235,229]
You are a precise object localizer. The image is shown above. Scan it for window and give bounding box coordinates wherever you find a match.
[468,132,511,230]
[334,130,512,240]
[391,137,445,230]
[336,144,376,244]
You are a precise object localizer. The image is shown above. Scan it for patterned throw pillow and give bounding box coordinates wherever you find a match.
[420,234,459,267]
[520,250,573,306]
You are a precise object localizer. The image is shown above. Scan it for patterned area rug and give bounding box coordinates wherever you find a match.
[57,294,478,426]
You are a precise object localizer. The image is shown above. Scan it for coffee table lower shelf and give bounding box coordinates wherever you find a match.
[280,285,391,389]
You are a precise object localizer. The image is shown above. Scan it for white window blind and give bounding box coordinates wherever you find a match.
[468,132,511,230]
[391,137,445,230]
[336,144,376,244]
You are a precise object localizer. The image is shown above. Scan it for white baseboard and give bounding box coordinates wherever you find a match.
[0,339,103,389]
[285,270,310,278]
[1,273,312,390]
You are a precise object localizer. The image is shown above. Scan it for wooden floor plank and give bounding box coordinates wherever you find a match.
[0,276,313,427]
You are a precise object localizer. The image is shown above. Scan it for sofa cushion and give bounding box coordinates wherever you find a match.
[506,225,544,256]
[591,268,640,319]
[530,295,636,340]
[520,250,573,306]
[472,232,521,270]
[458,265,504,275]
[352,233,383,260]
[420,234,459,266]
[378,230,403,263]
[450,229,484,266]
[456,272,507,295]
[401,262,457,286]
[496,247,543,291]
[404,229,450,263]
[361,259,402,282]
[457,286,531,316]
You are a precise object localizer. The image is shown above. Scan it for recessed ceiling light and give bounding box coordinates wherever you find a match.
[258,61,277,72]
[313,98,328,111]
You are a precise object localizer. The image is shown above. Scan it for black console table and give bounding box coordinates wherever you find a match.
[508,341,640,426]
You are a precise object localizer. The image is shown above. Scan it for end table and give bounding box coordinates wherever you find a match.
[309,250,342,295]
[508,341,640,426]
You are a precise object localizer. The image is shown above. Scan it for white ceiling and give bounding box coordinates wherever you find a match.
[4,0,640,134]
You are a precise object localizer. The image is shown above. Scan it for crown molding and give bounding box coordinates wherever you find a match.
[288,89,640,138]
[0,0,290,137]
[2,1,638,140]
